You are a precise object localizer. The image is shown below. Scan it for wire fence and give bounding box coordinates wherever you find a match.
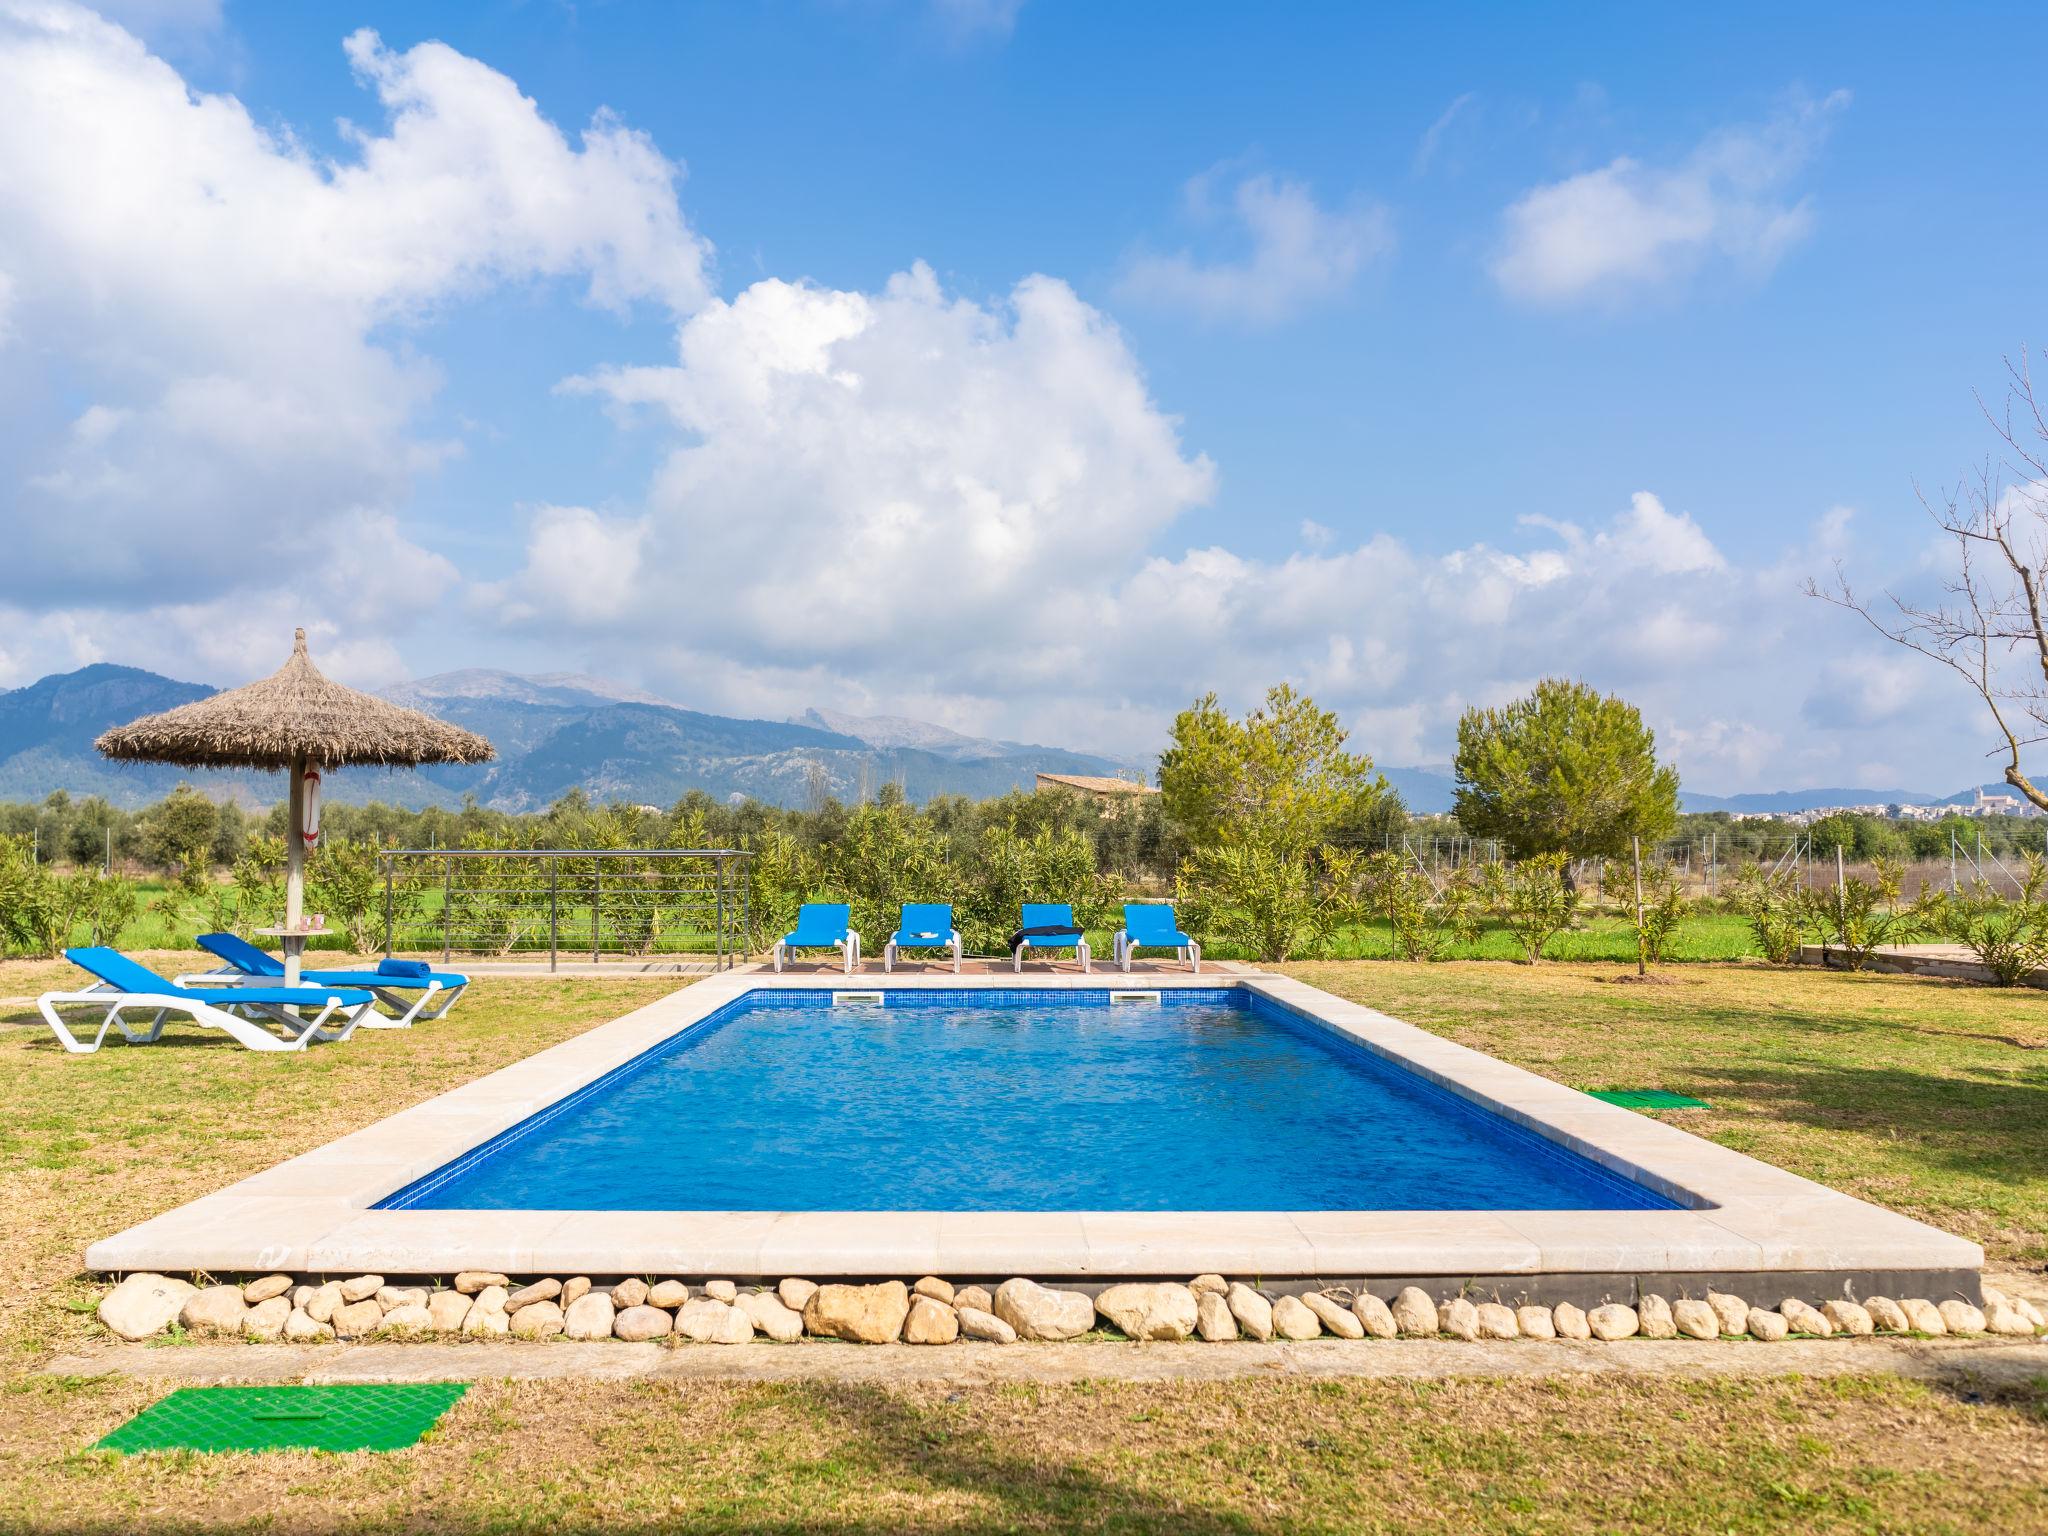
[377,849,752,970]
[1337,828,2042,902]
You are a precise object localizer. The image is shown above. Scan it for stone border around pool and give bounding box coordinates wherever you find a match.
[83,970,1985,1300]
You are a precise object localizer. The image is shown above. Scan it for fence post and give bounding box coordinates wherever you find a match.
[443,855,453,966]
[1632,836,1647,977]
[549,857,559,974]
[716,856,727,972]
[382,855,394,960]
[592,857,601,964]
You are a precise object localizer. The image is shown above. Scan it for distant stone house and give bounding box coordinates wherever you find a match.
[1034,772,1160,813]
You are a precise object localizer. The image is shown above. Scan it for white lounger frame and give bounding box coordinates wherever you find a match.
[37,983,375,1054]
[175,969,464,1029]
[1111,931,1201,973]
[1014,937,1090,973]
[883,932,962,973]
[772,932,861,974]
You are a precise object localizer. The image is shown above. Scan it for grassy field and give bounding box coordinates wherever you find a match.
[1,954,2045,1531]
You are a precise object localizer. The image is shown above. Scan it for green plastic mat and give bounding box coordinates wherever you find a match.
[96,1383,468,1455]
[1589,1088,1710,1110]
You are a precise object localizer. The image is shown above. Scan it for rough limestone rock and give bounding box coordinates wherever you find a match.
[376,1286,429,1312]
[1673,1299,1719,1340]
[180,1285,250,1337]
[912,1276,955,1305]
[1391,1287,1438,1338]
[954,1285,993,1314]
[702,1280,738,1304]
[333,1299,384,1339]
[678,1299,752,1344]
[1553,1303,1591,1341]
[807,1282,913,1344]
[1196,1291,1238,1341]
[290,1284,317,1310]
[1746,1307,1789,1341]
[339,1274,384,1303]
[244,1296,291,1341]
[612,1278,649,1310]
[735,1291,804,1343]
[455,1270,509,1294]
[1821,1299,1874,1336]
[614,1305,673,1342]
[509,1300,565,1340]
[561,1277,592,1309]
[1474,1302,1519,1340]
[903,1295,961,1344]
[243,1274,293,1305]
[1353,1294,1398,1339]
[1189,1273,1228,1296]
[958,1306,1017,1344]
[1779,1299,1832,1337]
[1227,1283,1275,1341]
[1986,1301,2037,1336]
[463,1286,510,1337]
[1437,1298,1480,1341]
[649,1280,691,1309]
[1516,1304,1556,1340]
[1294,1294,1359,1343]
[1636,1294,1677,1339]
[564,1293,615,1341]
[1863,1296,1911,1334]
[283,1308,334,1342]
[777,1278,818,1312]
[427,1290,473,1333]
[1272,1295,1322,1340]
[1707,1291,1750,1336]
[304,1282,345,1324]
[1587,1304,1639,1341]
[1305,1292,1365,1339]
[1095,1282,1199,1341]
[380,1303,433,1334]
[1900,1298,1946,1334]
[506,1279,562,1313]
[993,1279,1092,1342]
[2019,1297,2046,1329]
[1939,1299,1986,1334]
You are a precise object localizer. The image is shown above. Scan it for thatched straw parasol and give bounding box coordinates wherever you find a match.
[98,629,493,982]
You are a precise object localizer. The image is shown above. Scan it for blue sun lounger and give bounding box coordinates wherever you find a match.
[884,903,961,973]
[184,932,469,1028]
[1011,902,1091,973]
[37,947,377,1054]
[1113,902,1201,972]
[773,903,861,974]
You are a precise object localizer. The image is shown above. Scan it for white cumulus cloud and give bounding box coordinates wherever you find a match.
[0,2,708,670]
[1118,168,1393,325]
[1492,90,1848,305]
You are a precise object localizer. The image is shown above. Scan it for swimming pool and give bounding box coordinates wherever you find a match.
[378,988,1673,1213]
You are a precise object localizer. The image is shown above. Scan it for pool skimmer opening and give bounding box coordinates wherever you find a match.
[832,991,886,1006]
[1108,990,1162,1004]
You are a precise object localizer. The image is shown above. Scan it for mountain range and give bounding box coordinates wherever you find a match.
[0,662,2015,816]
[0,664,1145,810]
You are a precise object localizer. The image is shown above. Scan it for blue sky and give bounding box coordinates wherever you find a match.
[2,0,2043,793]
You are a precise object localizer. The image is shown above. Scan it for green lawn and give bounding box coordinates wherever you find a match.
[1,954,2045,1532]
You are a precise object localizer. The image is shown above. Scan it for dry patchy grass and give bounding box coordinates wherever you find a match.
[1283,959,2048,1264]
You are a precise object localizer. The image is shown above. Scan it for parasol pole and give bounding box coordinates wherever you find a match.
[284,747,306,986]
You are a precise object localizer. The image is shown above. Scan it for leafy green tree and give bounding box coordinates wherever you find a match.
[1159,684,1388,854]
[139,784,219,891]
[1359,851,1477,961]
[1917,860,2048,986]
[1159,685,1387,961]
[1453,679,1680,861]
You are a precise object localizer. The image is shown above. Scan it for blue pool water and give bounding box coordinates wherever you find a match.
[379,989,1674,1212]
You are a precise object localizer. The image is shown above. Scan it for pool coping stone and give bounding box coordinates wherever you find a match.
[83,970,1984,1293]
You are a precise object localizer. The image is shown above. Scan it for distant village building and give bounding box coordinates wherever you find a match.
[1034,772,1160,813]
